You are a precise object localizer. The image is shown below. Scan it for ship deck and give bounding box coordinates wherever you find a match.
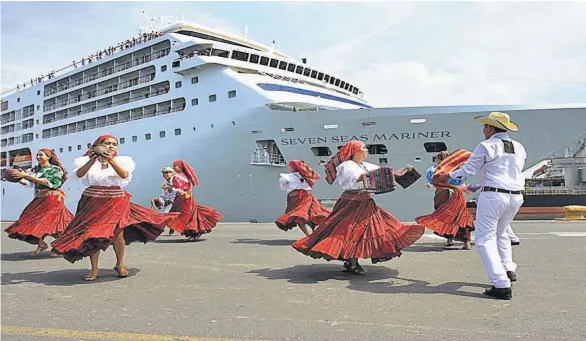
[2,221,586,341]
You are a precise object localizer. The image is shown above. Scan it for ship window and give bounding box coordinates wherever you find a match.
[311,70,318,78]
[352,88,359,94]
[287,64,296,72]
[68,146,72,152]
[329,77,336,85]
[367,144,387,154]
[335,79,341,86]
[410,118,426,124]
[175,81,182,88]
[317,72,324,80]
[175,128,182,136]
[250,54,259,64]
[281,127,294,132]
[37,90,40,96]
[231,50,249,61]
[379,158,388,165]
[160,131,166,138]
[303,68,311,77]
[161,65,167,72]
[172,60,180,68]
[340,81,346,89]
[260,56,269,66]
[145,133,151,140]
[324,75,330,82]
[423,142,447,153]
[191,98,199,106]
[191,77,199,84]
[77,145,81,150]
[132,135,137,142]
[209,94,216,102]
[120,138,125,144]
[228,90,236,98]
[278,61,287,70]
[311,146,332,157]
[295,66,303,74]
[344,83,350,90]
[362,121,376,126]
[323,124,338,129]
[59,148,63,153]
[17,98,20,103]
[269,59,279,68]
[87,143,91,149]
[36,134,39,139]
[37,105,40,111]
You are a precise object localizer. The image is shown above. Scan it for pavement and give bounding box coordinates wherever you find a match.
[1,221,586,341]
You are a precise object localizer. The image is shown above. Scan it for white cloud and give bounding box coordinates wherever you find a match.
[309,2,586,106]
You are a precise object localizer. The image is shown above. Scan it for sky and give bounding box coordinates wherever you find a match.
[1,1,585,107]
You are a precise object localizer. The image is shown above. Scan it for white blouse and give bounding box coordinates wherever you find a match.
[279,172,312,193]
[336,160,379,191]
[72,155,136,187]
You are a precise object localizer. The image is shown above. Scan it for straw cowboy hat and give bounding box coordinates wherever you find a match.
[474,112,518,131]
[160,167,175,174]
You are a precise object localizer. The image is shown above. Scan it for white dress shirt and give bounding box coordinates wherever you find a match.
[279,172,312,194]
[72,156,136,187]
[336,161,379,191]
[450,133,526,191]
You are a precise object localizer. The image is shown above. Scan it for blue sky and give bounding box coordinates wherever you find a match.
[2,1,585,107]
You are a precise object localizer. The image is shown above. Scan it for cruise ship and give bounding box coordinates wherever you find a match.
[2,20,586,222]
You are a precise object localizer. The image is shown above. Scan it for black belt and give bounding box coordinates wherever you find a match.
[481,186,524,195]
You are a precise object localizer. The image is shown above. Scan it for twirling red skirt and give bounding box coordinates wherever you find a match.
[167,192,224,237]
[292,191,425,263]
[415,188,475,242]
[5,189,73,245]
[275,190,331,231]
[51,186,177,263]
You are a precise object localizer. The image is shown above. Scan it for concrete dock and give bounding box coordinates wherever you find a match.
[2,221,585,341]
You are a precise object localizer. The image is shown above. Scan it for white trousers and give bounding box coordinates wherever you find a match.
[474,192,523,288]
[507,224,520,242]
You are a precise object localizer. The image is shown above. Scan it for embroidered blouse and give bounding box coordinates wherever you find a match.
[72,156,136,187]
[27,164,64,190]
[279,172,312,194]
[335,161,379,191]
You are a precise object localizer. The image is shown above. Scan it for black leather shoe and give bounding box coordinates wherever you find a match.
[507,271,517,282]
[511,241,520,246]
[484,286,512,300]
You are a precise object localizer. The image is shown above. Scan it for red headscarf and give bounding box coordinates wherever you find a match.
[173,160,199,186]
[84,134,119,157]
[39,148,68,181]
[324,140,363,185]
[289,160,320,188]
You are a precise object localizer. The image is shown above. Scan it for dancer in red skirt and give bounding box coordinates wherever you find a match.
[51,135,177,281]
[167,160,224,242]
[276,160,331,236]
[5,149,73,255]
[292,141,425,274]
[417,149,476,250]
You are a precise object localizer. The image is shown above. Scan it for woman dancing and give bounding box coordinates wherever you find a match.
[292,140,425,274]
[51,134,177,281]
[5,149,73,255]
[276,160,331,236]
[166,160,224,242]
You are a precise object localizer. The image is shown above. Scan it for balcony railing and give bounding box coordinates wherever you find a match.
[250,150,286,166]
[43,105,185,139]
[44,48,170,97]
[43,73,156,112]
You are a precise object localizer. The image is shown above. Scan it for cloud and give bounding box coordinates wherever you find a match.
[307,2,586,106]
